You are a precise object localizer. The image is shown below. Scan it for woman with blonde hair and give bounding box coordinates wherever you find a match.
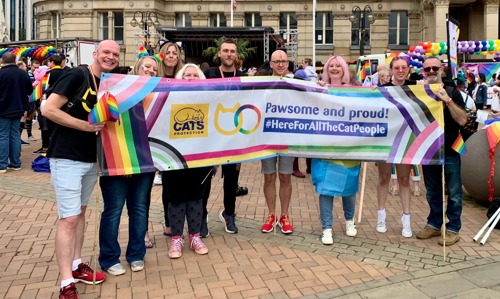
[314,55,361,245]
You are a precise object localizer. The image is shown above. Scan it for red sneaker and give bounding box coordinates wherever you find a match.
[261,213,277,233]
[279,214,294,234]
[59,282,78,299]
[72,263,106,285]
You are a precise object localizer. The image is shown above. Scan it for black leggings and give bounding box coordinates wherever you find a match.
[162,167,211,236]
[202,164,240,218]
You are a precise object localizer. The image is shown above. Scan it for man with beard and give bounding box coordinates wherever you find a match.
[416,56,467,246]
[203,39,256,236]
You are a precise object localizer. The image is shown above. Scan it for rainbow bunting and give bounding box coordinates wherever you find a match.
[451,133,467,155]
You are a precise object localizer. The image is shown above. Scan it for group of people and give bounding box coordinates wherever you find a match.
[1,39,470,299]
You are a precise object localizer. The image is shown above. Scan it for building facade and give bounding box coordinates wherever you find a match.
[2,0,34,41]
[30,0,500,67]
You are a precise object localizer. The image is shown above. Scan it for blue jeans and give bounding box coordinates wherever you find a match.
[422,155,462,233]
[98,173,154,269]
[319,194,356,229]
[0,116,21,170]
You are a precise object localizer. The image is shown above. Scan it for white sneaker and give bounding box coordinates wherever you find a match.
[153,174,162,185]
[27,135,37,141]
[107,263,126,276]
[376,209,387,233]
[345,220,357,237]
[321,228,333,245]
[401,214,412,238]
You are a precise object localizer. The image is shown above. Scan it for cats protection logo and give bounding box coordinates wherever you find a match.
[170,104,209,139]
[214,103,261,136]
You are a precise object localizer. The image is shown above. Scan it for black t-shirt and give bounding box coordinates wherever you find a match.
[47,67,100,163]
[204,67,246,79]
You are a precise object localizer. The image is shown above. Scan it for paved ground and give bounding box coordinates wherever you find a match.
[1,130,500,298]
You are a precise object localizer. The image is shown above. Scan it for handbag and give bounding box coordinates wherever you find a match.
[31,155,50,173]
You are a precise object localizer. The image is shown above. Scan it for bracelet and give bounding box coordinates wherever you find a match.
[445,98,452,106]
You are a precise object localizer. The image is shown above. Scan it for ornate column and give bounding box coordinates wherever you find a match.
[433,0,449,43]
[484,0,500,42]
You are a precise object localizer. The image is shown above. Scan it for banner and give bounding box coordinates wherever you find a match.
[93,74,445,176]
[447,16,460,80]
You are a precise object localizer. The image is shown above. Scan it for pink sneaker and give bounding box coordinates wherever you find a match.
[189,233,208,255]
[168,236,184,259]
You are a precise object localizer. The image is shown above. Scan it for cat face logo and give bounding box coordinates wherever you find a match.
[214,103,261,136]
[170,104,209,139]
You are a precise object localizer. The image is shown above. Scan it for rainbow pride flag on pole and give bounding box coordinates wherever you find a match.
[451,133,467,155]
[29,74,48,103]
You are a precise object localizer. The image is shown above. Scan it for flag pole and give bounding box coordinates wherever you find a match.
[312,0,316,67]
[230,0,234,27]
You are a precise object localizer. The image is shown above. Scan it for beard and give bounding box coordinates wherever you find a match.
[427,75,439,84]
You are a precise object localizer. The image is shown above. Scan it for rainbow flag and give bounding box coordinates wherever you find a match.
[88,91,119,124]
[358,60,371,82]
[29,74,48,102]
[451,133,467,155]
[98,102,155,176]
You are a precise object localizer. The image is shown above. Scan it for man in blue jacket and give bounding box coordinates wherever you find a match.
[0,52,33,172]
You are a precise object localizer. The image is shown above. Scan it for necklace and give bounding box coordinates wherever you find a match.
[219,66,236,78]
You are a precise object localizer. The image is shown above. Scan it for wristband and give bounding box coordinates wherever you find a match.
[445,98,452,106]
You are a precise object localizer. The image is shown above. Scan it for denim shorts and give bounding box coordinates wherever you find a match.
[261,156,294,174]
[50,158,98,219]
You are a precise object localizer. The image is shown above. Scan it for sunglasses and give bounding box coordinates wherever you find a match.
[423,66,440,72]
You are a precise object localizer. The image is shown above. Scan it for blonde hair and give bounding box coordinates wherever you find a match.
[175,63,206,79]
[131,56,158,75]
[158,42,184,78]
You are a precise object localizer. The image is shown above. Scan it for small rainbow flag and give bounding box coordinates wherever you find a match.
[88,91,120,124]
[29,74,48,102]
[358,60,371,82]
[451,133,467,155]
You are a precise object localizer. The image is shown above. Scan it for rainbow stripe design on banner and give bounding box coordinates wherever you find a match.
[92,74,445,176]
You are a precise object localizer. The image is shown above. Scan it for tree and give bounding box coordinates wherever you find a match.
[202,37,257,63]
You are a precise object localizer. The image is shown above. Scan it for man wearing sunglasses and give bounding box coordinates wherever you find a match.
[416,56,467,246]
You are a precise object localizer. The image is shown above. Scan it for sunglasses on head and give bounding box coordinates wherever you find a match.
[423,66,440,72]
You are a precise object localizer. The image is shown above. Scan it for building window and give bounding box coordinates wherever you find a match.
[99,12,124,44]
[244,13,262,27]
[176,13,192,27]
[210,13,226,27]
[315,12,333,45]
[388,11,409,46]
[51,12,61,38]
[351,16,371,47]
[279,13,297,31]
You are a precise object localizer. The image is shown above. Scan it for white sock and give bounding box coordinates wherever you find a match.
[72,258,82,271]
[61,278,75,289]
[377,209,386,220]
[402,213,411,222]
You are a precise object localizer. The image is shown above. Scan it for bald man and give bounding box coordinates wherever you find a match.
[260,50,295,235]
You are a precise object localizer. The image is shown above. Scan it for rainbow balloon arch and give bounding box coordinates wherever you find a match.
[407,39,500,69]
[0,45,58,62]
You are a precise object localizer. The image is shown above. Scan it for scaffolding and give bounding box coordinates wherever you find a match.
[271,29,299,67]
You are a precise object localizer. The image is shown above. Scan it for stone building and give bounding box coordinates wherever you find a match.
[30,0,500,67]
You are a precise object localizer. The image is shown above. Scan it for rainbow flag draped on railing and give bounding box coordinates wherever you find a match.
[92,74,445,176]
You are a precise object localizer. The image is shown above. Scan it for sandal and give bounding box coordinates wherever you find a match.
[145,239,154,249]
[388,186,399,196]
[412,188,422,197]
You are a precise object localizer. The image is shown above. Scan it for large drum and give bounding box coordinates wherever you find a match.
[461,130,500,204]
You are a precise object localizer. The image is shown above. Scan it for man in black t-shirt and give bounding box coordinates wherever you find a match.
[203,39,256,236]
[415,56,467,246]
[43,40,121,299]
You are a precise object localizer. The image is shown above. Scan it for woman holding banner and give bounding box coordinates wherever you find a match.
[163,64,211,259]
[98,56,159,276]
[376,56,416,238]
[313,55,361,245]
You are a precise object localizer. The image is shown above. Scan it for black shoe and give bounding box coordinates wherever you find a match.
[200,217,209,238]
[219,211,238,234]
[32,148,47,154]
[235,186,248,197]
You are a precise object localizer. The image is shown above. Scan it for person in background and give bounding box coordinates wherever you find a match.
[362,64,386,87]
[98,56,158,276]
[313,55,361,244]
[158,41,184,236]
[165,63,211,259]
[472,73,488,110]
[0,52,33,173]
[301,57,318,82]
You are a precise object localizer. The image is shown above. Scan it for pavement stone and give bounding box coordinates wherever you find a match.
[2,130,500,298]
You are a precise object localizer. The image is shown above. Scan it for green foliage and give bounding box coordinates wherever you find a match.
[202,37,257,62]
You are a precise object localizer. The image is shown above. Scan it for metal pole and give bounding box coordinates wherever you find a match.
[360,10,364,56]
[231,0,234,27]
[312,0,316,67]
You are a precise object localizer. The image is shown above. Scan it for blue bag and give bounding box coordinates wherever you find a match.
[32,155,50,173]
